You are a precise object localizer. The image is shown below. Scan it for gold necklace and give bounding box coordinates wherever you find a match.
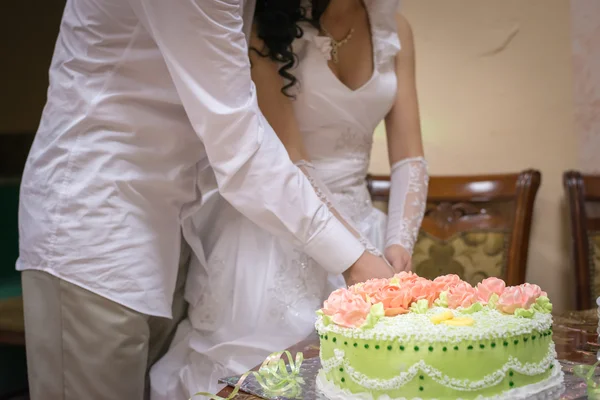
[321,26,355,64]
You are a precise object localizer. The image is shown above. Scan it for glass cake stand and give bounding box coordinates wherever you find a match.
[220,357,577,400]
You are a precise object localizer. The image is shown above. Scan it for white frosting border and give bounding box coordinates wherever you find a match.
[315,360,565,400]
[321,345,556,391]
[316,308,553,343]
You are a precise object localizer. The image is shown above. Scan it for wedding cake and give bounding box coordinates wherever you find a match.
[315,273,564,400]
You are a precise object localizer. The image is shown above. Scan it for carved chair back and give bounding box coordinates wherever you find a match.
[367,170,542,286]
[564,171,600,310]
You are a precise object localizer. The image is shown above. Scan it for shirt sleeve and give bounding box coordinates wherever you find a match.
[126,0,364,274]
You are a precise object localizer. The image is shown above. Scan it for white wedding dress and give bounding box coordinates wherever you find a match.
[150,1,402,399]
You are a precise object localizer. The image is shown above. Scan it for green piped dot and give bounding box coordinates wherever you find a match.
[400,345,405,351]
[419,386,424,392]
[479,344,485,349]
[532,335,536,340]
[414,346,419,351]
[509,371,514,377]
[324,335,328,340]
[442,347,447,352]
[491,342,496,348]
[387,345,392,351]
[419,375,424,380]
[523,337,529,342]
[509,381,514,387]
[428,346,434,352]
[550,364,554,369]
[344,341,348,345]
[375,345,380,350]
[339,367,344,372]
[332,337,336,343]
[467,345,473,350]
[514,340,519,345]
[453,346,459,351]
[341,377,346,383]
[353,343,358,347]
[503,341,508,347]
[364,344,369,349]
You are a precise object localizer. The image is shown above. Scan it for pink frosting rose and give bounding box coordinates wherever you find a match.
[433,274,463,292]
[476,277,506,303]
[351,278,389,300]
[521,283,547,299]
[322,288,372,328]
[394,271,420,285]
[371,285,413,316]
[322,288,346,316]
[409,278,438,306]
[446,281,478,309]
[496,283,547,314]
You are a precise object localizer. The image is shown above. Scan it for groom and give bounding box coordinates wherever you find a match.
[17,0,398,399]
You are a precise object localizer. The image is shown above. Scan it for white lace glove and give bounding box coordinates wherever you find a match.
[385,157,429,254]
[296,160,383,257]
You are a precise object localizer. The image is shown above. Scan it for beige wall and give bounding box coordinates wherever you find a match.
[371,0,578,310]
[571,0,600,173]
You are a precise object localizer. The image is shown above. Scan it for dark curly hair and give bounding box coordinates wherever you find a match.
[252,0,331,97]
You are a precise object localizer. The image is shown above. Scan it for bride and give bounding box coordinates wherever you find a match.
[150,0,428,398]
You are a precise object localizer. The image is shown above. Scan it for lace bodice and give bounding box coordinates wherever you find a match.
[291,0,401,224]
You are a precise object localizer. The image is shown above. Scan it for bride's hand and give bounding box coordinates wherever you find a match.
[343,251,394,286]
[384,245,412,273]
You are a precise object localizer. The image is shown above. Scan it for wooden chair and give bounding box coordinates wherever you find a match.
[563,171,600,310]
[367,170,542,286]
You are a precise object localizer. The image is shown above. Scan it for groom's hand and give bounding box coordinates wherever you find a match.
[384,245,412,273]
[343,251,395,286]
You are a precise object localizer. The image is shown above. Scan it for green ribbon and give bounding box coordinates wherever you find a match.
[190,350,304,400]
[573,360,600,398]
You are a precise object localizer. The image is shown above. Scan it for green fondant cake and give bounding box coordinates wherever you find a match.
[315,273,564,400]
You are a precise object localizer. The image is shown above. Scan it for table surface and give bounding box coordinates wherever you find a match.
[217,309,600,399]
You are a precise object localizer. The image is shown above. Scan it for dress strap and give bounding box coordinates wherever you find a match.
[364,0,402,66]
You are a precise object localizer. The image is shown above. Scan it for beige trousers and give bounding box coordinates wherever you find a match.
[21,242,190,400]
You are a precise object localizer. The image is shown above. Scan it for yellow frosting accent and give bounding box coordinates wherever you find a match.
[442,317,475,326]
[430,310,455,324]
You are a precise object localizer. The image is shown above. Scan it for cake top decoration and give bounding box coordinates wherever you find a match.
[318,273,551,329]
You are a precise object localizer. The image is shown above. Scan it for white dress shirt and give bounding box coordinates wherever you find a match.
[17,0,364,318]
